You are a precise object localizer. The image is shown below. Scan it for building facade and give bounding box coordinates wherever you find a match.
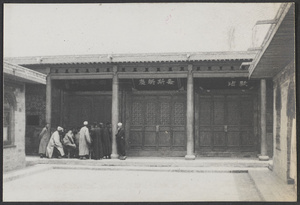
[6,51,274,159]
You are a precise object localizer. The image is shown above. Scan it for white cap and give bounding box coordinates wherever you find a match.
[57,126,63,131]
[117,122,122,126]
[83,121,88,125]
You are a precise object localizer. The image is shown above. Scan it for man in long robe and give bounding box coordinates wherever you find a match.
[38,124,50,158]
[116,122,126,160]
[46,126,65,158]
[79,121,91,160]
[74,127,80,158]
[102,123,112,159]
[91,123,104,160]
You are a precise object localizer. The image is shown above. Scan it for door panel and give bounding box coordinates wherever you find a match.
[199,131,212,147]
[130,130,143,148]
[158,132,171,147]
[144,131,156,147]
[173,131,185,146]
[197,92,255,153]
[213,132,226,147]
[213,96,225,125]
[227,132,240,146]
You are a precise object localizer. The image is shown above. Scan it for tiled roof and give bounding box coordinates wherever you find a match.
[4,51,256,65]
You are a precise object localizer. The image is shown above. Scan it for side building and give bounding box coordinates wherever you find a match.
[3,61,46,172]
[249,3,296,186]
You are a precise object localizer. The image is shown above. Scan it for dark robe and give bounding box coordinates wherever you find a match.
[102,127,112,157]
[116,127,126,157]
[91,127,103,159]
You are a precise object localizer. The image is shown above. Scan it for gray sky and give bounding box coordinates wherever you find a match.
[4,3,281,57]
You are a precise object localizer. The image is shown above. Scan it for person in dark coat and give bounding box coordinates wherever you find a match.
[102,123,112,159]
[74,127,80,158]
[116,122,126,160]
[91,123,104,160]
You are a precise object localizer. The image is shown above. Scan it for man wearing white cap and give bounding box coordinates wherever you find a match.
[116,122,126,160]
[46,126,65,158]
[79,121,92,160]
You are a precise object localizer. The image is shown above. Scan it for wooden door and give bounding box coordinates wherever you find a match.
[128,93,186,156]
[197,92,255,153]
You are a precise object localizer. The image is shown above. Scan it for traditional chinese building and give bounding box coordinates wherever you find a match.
[5,50,274,159]
[3,4,295,170]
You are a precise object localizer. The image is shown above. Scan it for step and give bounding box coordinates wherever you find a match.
[26,156,269,168]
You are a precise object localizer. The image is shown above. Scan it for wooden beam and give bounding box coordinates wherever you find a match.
[50,73,113,80]
[118,72,188,79]
[193,72,249,78]
[49,71,249,79]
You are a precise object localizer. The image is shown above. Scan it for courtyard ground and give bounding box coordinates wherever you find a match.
[3,157,297,202]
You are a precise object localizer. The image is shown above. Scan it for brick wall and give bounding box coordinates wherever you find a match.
[3,82,26,172]
[272,60,296,184]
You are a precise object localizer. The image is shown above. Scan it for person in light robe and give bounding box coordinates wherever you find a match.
[38,123,50,158]
[46,126,65,159]
[63,130,76,158]
[79,121,91,160]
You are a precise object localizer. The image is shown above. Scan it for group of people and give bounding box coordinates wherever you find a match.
[38,121,126,160]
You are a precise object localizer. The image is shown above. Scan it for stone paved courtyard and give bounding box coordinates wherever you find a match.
[3,168,262,202]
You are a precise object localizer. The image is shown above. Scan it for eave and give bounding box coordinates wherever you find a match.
[4,51,256,66]
[3,61,46,84]
[248,3,295,79]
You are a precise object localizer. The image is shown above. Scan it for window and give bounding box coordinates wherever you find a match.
[3,95,14,146]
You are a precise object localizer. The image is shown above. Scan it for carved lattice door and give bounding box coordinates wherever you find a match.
[129,93,186,154]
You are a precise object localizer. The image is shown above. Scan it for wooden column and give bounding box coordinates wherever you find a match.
[46,72,52,134]
[259,79,269,161]
[111,66,119,159]
[185,64,195,160]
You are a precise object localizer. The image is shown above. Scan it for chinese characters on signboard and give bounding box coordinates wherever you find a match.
[138,78,175,86]
[227,80,248,87]
[134,78,179,90]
